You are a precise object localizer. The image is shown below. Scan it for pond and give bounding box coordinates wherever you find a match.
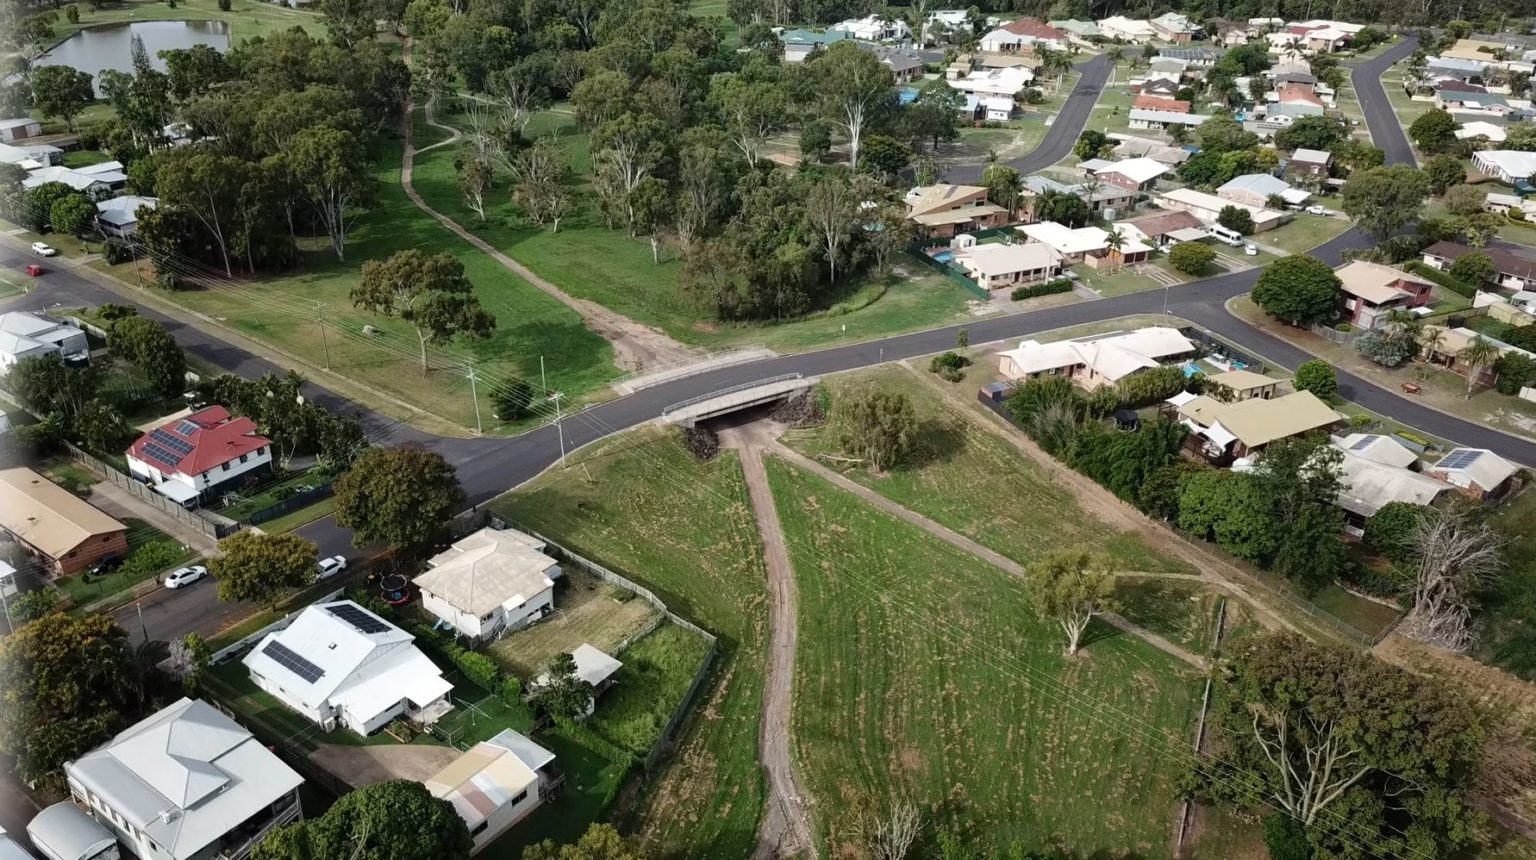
[33,21,231,96]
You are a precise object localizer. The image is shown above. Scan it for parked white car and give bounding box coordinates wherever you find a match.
[1244,244,1258,256]
[30,242,56,257]
[1304,205,1328,216]
[164,565,209,589]
[317,555,348,579]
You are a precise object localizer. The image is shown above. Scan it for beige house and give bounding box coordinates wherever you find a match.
[0,467,128,576]
[1334,261,1434,328]
[1426,447,1519,501]
[426,729,560,854]
[997,327,1197,389]
[1204,368,1286,401]
[954,242,1063,289]
[1171,389,1343,459]
[906,184,1009,238]
[1419,325,1528,386]
[415,527,561,641]
[1154,188,1292,232]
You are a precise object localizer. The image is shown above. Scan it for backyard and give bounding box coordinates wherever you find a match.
[486,568,661,677]
[490,428,768,858]
[767,456,1203,856]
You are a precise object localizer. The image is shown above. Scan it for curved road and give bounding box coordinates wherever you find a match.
[10,34,1524,641]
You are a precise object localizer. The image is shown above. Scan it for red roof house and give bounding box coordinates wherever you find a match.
[126,405,275,504]
[1277,83,1324,107]
[1134,95,1191,112]
[1001,17,1066,42]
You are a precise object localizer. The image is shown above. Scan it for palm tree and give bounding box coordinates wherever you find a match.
[1456,335,1501,398]
[1104,228,1128,273]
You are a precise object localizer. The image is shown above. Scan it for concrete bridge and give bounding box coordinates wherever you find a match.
[661,374,819,427]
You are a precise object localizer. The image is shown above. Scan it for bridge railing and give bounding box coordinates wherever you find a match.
[660,373,804,417]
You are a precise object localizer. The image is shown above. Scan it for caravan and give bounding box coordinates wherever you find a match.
[1205,224,1244,247]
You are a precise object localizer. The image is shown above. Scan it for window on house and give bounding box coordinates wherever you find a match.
[470,821,489,837]
[509,789,528,806]
[240,453,248,463]
[222,462,230,471]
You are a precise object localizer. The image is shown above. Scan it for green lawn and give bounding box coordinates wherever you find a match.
[781,367,1191,573]
[216,467,326,523]
[491,428,767,858]
[48,0,324,45]
[586,623,714,756]
[1258,213,1351,255]
[151,139,620,434]
[61,149,109,168]
[1116,579,1224,656]
[54,518,196,607]
[408,109,985,353]
[767,456,1202,856]
[252,497,336,534]
[1476,486,1536,680]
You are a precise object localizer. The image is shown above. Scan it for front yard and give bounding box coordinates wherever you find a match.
[54,517,196,608]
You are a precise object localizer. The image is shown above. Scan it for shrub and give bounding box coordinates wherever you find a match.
[1334,322,1353,332]
[1356,330,1414,367]
[1292,360,1338,400]
[218,0,231,8]
[498,676,524,707]
[1495,352,1536,395]
[1168,241,1216,276]
[1364,501,1424,565]
[96,303,138,323]
[929,351,970,372]
[1217,205,1255,235]
[124,541,185,582]
[1115,365,1186,408]
[1009,277,1074,301]
[1405,261,1474,298]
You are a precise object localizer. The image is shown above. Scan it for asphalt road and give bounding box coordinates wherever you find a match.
[12,34,1526,644]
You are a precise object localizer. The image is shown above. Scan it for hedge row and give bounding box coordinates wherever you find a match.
[1405,261,1475,298]
[405,618,527,710]
[1010,277,1075,301]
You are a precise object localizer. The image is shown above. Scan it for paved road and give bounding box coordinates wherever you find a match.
[16,34,1531,644]
[942,53,1112,183]
[1351,36,1418,167]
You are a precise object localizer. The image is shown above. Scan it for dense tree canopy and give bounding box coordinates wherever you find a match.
[1343,165,1430,240]
[333,446,466,551]
[211,531,319,609]
[255,780,472,860]
[1252,255,1342,324]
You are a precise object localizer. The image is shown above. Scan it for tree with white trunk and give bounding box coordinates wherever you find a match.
[708,74,788,167]
[591,112,670,235]
[810,43,894,171]
[1023,550,1116,655]
[286,126,376,263]
[803,174,858,284]
[1400,504,1505,652]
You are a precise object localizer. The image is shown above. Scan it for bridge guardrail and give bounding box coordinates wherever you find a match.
[660,373,804,417]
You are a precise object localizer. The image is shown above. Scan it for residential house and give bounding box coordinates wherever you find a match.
[1118,209,1208,247]
[1333,260,1435,328]
[982,17,1067,52]
[1049,19,1099,44]
[0,140,62,167]
[1331,434,1450,531]
[1422,240,1536,291]
[1217,174,1311,208]
[65,698,304,860]
[0,824,36,860]
[1171,389,1344,460]
[1437,89,1512,115]
[243,600,455,735]
[954,241,1063,289]
[532,643,624,717]
[1134,76,1182,97]
[778,29,850,63]
[1020,174,1136,216]
[1284,148,1332,181]
[127,406,274,507]
[1148,57,1191,80]
[948,66,1034,100]
[905,184,1009,237]
[1457,119,1507,142]
[0,468,128,576]
[1151,12,1199,43]
[0,117,41,142]
[1154,187,1292,232]
[1019,221,1151,267]
[415,526,562,641]
[1427,56,1491,81]
[1274,83,1326,114]
[1418,324,1530,386]
[1080,156,1169,191]
[872,47,924,82]
[1426,447,1520,500]
[26,803,120,860]
[1098,15,1156,43]
[94,195,157,239]
[1107,133,1193,164]
[1483,191,1536,217]
[425,730,561,854]
[829,15,908,41]
[1270,70,1318,89]
[1204,368,1286,400]
[1474,149,1536,183]
[1158,47,1221,68]
[1442,38,1511,62]
[0,310,88,369]
[20,167,114,200]
[996,327,1196,388]
[1128,108,1212,131]
[1133,94,1191,114]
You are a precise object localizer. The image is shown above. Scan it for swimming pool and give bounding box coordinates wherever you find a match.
[932,250,956,264]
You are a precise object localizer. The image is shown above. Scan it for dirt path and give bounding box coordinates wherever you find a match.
[899,363,1312,640]
[719,423,818,860]
[397,40,698,373]
[771,444,1208,670]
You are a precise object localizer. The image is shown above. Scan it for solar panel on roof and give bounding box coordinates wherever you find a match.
[262,640,325,683]
[1349,436,1377,451]
[325,604,392,634]
[175,420,201,436]
[142,443,181,465]
[1438,449,1484,471]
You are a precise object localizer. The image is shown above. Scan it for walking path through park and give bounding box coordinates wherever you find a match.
[718,422,819,860]
[396,40,698,373]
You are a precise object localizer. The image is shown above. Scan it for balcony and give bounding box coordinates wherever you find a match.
[213,793,300,860]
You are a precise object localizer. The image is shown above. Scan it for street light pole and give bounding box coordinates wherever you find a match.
[467,364,483,436]
[549,391,566,468]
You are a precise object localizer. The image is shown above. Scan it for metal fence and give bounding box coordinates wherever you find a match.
[247,483,334,526]
[1178,327,1269,375]
[497,520,720,775]
[905,243,992,300]
[61,441,242,539]
[1308,323,1361,346]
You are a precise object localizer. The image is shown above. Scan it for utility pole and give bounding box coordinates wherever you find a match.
[549,391,566,467]
[540,355,547,393]
[136,602,149,642]
[467,364,483,436]
[315,304,332,371]
[129,243,144,289]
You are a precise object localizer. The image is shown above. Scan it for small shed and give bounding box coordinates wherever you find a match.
[27,804,119,860]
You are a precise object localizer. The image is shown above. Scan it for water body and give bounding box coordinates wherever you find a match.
[32,20,231,95]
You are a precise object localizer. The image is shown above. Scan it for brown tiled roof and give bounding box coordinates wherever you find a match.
[1423,240,1536,281]
[1001,17,1065,40]
[1134,95,1191,112]
[1122,209,1204,237]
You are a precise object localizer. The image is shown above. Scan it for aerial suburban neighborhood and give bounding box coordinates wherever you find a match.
[5,0,1536,858]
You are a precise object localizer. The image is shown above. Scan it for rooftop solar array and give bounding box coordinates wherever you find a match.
[262,640,324,683]
[1349,436,1377,451]
[326,604,392,635]
[1437,449,1485,471]
[175,420,201,436]
[143,427,194,466]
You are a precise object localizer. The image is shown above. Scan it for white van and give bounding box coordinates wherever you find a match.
[1205,224,1244,247]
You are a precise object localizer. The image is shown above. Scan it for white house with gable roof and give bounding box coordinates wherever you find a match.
[996,327,1196,388]
[243,600,453,735]
[63,698,303,860]
[415,527,561,641]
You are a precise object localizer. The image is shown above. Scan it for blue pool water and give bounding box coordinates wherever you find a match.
[933,251,956,264]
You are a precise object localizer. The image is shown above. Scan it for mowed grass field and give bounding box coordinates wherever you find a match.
[766,457,1202,856]
[408,109,986,353]
[490,429,768,858]
[782,367,1192,573]
[154,140,619,433]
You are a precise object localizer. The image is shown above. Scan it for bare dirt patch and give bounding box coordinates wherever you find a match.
[310,743,462,788]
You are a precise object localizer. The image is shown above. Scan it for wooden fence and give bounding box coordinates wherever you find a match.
[62,441,242,539]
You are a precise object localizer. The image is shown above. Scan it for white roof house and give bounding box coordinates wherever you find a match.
[425,729,557,853]
[1099,15,1156,42]
[1457,120,1508,142]
[997,327,1196,385]
[1428,447,1519,496]
[95,195,158,237]
[1475,150,1536,183]
[537,643,624,690]
[1331,435,1449,520]
[21,166,114,197]
[1218,173,1311,206]
[950,66,1034,97]
[1082,156,1169,187]
[1128,108,1213,127]
[0,141,63,166]
[243,600,454,736]
[63,699,303,860]
[0,311,89,370]
[1156,187,1291,230]
[415,527,561,641]
[829,15,908,41]
[954,242,1062,286]
[25,803,119,860]
[0,825,36,860]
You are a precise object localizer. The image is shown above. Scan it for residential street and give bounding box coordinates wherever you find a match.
[15,34,1519,647]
